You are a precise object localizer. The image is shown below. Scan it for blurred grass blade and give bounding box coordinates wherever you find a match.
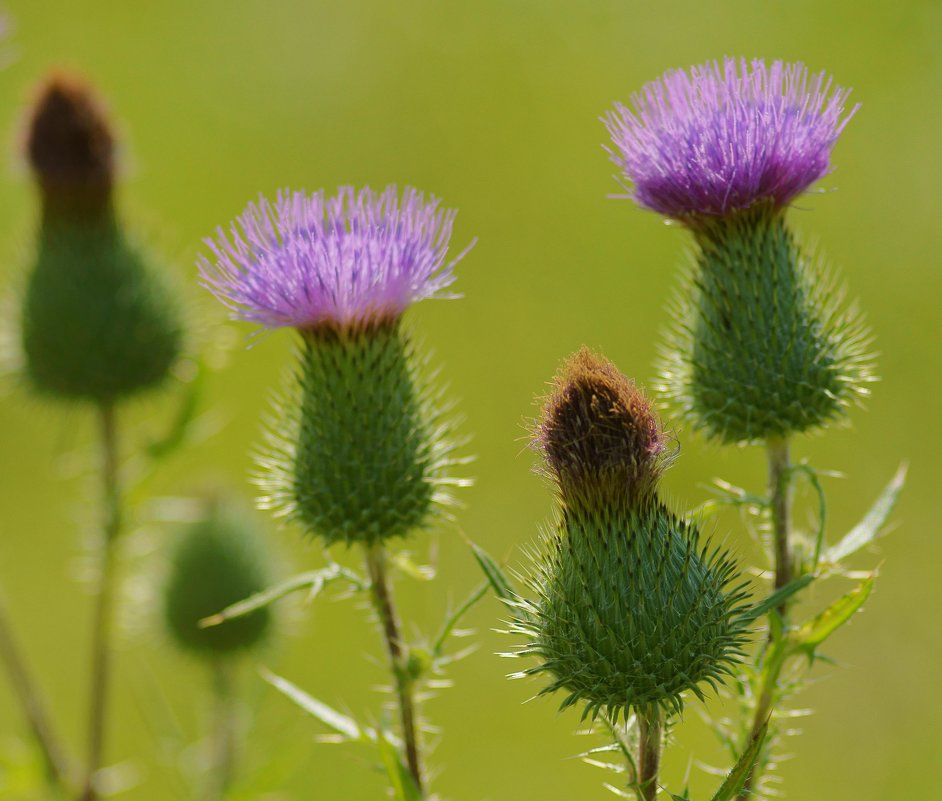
[376,724,422,801]
[260,668,368,743]
[146,358,206,461]
[709,721,768,801]
[199,565,364,628]
[825,463,907,565]
[465,537,516,604]
[740,574,814,623]
[791,577,874,659]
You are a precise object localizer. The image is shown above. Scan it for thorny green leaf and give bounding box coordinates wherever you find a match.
[432,581,489,656]
[376,724,422,801]
[260,668,371,743]
[740,574,815,623]
[199,564,365,628]
[465,537,516,605]
[709,721,768,801]
[824,464,907,566]
[790,577,874,661]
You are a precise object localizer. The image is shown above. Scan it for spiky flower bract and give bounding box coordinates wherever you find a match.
[200,185,471,546]
[20,74,182,402]
[164,503,272,656]
[604,58,858,220]
[657,207,873,444]
[516,349,749,720]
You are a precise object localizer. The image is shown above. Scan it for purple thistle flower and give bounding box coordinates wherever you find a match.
[604,57,859,220]
[199,185,472,330]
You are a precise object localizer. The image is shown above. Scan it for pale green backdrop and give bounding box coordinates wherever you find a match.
[0,2,939,800]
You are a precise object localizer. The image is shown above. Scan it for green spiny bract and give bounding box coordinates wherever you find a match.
[658,206,872,444]
[164,505,272,656]
[516,499,749,719]
[19,75,182,403]
[517,349,749,719]
[261,320,460,547]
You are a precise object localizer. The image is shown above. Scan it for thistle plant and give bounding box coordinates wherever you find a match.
[511,348,754,801]
[199,185,473,798]
[16,73,183,801]
[604,57,901,798]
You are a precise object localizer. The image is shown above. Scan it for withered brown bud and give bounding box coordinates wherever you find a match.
[26,73,114,219]
[536,347,667,500]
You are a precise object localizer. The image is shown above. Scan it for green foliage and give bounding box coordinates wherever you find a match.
[260,321,464,547]
[164,505,272,656]
[515,499,750,720]
[21,217,182,403]
[658,207,872,443]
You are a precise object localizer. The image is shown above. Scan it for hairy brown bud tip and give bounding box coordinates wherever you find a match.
[538,347,665,495]
[26,73,114,216]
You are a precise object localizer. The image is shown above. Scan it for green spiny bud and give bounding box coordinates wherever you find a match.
[262,320,458,547]
[658,205,872,444]
[19,74,182,403]
[517,349,749,720]
[164,503,272,657]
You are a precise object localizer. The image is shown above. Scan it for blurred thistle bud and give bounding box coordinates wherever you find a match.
[516,349,749,719]
[19,73,182,403]
[605,58,872,443]
[164,502,272,657]
[199,186,473,546]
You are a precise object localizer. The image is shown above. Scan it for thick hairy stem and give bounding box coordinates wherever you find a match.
[206,660,237,801]
[365,543,423,796]
[80,403,122,801]
[0,592,72,787]
[637,707,662,801]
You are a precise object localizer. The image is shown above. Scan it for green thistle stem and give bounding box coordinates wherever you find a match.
[365,543,423,796]
[637,707,662,801]
[767,436,792,614]
[80,403,122,801]
[736,438,793,800]
[206,660,237,801]
[0,591,72,788]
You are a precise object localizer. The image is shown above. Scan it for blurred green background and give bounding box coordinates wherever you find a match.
[0,1,939,799]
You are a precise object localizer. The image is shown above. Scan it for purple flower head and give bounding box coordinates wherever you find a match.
[199,185,472,331]
[603,58,859,220]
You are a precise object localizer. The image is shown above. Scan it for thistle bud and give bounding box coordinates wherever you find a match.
[164,503,272,657]
[199,186,472,546]
[517,350,749,719]
[20,74,182,403]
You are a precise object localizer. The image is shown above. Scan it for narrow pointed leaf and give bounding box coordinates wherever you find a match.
[260,668,368,743]
[709,722,768,801]
[791,577,874,656]
[432,581,489,656]
[740,574,814,623]
[376,725,422,801]
[466,538,516,603]
[200,565,363,628]
[825,464,907,565]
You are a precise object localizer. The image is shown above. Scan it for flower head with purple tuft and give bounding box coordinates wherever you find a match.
[604,57,858,220]
[199,185,472,332]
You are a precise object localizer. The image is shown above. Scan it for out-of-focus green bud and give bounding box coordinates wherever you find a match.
[19,74,182,403]
[164,504,272,657]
